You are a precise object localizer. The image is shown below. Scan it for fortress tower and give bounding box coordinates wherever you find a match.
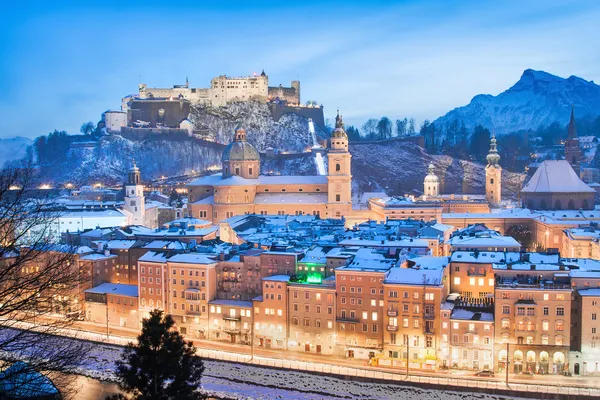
[423,163,440,197]
[565,107,582,175]
[485,134,502,205]
[327,111,352,218]
[124,160,145,225]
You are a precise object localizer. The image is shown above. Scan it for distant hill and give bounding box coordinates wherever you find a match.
[0,136,32,167]
[433,69,600,134]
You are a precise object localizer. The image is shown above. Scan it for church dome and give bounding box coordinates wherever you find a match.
[486,135,501,166]
[222,127,260,162]
[424,163,439,183]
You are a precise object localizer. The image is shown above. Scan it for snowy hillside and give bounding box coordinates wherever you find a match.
[190,102,329,152]
[0,136,32,167]
[350,141,525,199]
[433,69,600,134]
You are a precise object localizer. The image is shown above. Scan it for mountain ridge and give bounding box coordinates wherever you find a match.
[433,69,600,134]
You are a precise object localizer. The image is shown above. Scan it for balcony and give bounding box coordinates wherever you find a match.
[223,314,241,321]
[467,270,486,277]
[186,310,201,316]
[387,309,398,317]
[387,325,399,332]
[425,327,435,334]
[424,313,435,320]
[465,328,479,334]
[337,317,359,323]
[223,326,240,334]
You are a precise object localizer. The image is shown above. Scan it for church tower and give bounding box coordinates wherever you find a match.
[485,134,502,205]
[423,163,440,197]
[124,160,145,226]
[327,111,352,218]
[565,107,582,175]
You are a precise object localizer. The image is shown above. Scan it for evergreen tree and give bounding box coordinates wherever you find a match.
[395,118,407,137]
[407,118,416,136]
[345,125,362,142]
[376,117,392,139]
[469,125,491,162]
[114,309,205,400]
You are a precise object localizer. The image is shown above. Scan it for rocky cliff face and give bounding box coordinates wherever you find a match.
[433,69,600,134]
[190,102,329,152]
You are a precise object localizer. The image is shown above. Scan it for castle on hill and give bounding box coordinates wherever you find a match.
[122,71,300,111]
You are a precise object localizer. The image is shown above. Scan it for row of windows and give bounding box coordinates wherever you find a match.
[502,305,564,316]
[292,304,334,314]
[501,292,566,301]
[292,317,334,329]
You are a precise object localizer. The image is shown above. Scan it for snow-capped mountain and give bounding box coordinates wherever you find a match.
[0,136,32,167]
[433,69,600,134]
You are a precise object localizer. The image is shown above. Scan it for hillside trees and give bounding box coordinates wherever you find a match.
[0,165,91,397]
[376,117,393,140]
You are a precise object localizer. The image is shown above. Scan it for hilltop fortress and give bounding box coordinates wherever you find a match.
[122,71,300,111]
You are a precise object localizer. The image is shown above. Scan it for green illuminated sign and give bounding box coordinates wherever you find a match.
[306,273,322,284]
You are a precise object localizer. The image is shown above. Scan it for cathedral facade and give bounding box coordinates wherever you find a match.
[187,113,352,223]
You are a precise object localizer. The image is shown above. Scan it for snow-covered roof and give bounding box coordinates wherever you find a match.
[338,238,429,248]
[254,193,328,204]
[450,308,493,321]
[451,251,521,264]
[81,228,113,238]
[168,252,217,264]
[192,196,214,205]
[258,175,327,185]
[385,267,444,286]
[209,299,253,308]
[263,275,291,282]
[213,176,259,187]
[95,240,138,250]
[85,282,138,297]
[187,174,223,186]
[138,251,169,263]
[300,247,327,264]
[142,240,187,250]
[165,217,211,226]
[408,256,450,270]
[522,160,594,193]
[447,233,521,248]
[577,288,600,297]
[80,253,117,261]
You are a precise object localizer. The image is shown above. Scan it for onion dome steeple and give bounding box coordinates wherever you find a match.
[486,134,501,166]
[332,109,348,139]
[128,158,141,185]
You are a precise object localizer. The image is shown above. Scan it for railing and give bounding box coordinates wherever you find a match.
[425,327,435,334]
[337,317,360,323]
[223,314,241,321]
[424,313,435,320]
[186,310,201,316]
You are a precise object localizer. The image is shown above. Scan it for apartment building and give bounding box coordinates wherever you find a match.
[334,253,396,360]
[288,278,336,355]
[449,251,515,299]
[137,252,168,319]
[494,262,571,375]
[84,283,139,328]
[448,306,494,371]
[208,299,252,344]
[380,263,448,370]
[253,275,289,350]
[573,288,600,375]
[166,253,217,338]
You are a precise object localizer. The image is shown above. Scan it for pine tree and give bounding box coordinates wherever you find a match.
[114,309,205,400]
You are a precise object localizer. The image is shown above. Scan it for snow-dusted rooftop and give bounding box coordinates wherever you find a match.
[254,193,328,204]
[85,282,138,297]
[407,256,450,270]
[263,275,291,282]
[385,267,444,286]
[451,251,521,264]
[258,175,327,185]
[450,308,493,321]
[138,251,169,263]
[522,160,594,193]
[80,252,117,261]
[168,253,217,264]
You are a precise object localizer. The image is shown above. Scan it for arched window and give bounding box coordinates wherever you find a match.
[235,167,240,175]
[490,178,494,184]
[583,199,590,209]
[149,299,154,308]
[540,199,547,210]
[156,300,162,309]
[336,163,341,172]
[141,298,146,306]
[527,199,534,210]
[568,199,575,209]
[249,167,253,176]
[554,200,562,210]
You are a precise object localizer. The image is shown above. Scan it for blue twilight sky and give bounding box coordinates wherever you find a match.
[1,0,599,138]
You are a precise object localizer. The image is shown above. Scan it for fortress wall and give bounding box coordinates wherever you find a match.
[268,104,325,128]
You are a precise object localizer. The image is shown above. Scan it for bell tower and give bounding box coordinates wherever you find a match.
[124,159,145,226]
[565,107,582,175]
[485,134,502,205]
[327,110,352,219]
[423,163,440,197]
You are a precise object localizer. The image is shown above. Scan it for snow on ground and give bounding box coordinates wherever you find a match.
[0,329,524,400]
